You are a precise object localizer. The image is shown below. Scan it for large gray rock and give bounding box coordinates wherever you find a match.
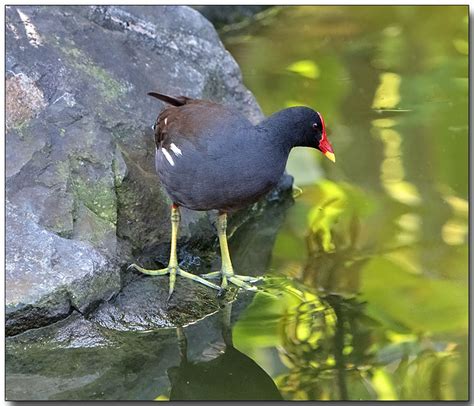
[6,5,292,335]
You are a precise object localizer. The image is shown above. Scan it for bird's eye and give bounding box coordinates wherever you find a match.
[312,123,318,130]
[152,123,156,130]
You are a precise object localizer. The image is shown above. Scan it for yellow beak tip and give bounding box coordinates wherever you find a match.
[324,152,336,163]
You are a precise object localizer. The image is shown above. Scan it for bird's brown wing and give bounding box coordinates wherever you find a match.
[148,92,242,149]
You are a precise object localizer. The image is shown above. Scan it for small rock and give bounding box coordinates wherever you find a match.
[6,201,121,336]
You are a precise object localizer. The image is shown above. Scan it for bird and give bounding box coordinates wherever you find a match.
[129,92,335,299]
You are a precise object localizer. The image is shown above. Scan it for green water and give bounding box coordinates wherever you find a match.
[6,6,468,401]
[223,5,469,400]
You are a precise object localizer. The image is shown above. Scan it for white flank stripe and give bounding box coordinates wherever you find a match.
[164,117,168,125]
[170,143,182,156]
[162,148,175,166]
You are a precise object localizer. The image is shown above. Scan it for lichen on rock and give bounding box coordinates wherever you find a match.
[6,72,47,129]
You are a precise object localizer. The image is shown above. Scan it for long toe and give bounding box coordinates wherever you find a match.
[199,271,222,280]
[233,275,264,283]
[227,275,277,297]
[129,263,170,276]
[177,268,221,290]
[228,276,259,291]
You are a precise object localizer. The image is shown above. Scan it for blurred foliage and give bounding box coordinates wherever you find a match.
[225,5,467,401]
[234,279,464,400]
[232,180,467,400]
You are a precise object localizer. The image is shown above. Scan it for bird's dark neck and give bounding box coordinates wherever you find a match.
[257,107,315,151]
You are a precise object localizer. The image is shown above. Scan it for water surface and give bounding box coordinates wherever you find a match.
[223,5,469,400]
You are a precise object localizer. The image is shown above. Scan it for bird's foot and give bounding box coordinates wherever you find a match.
[227,274,263,291]
[128,263,221,300]
[200,271,263,292]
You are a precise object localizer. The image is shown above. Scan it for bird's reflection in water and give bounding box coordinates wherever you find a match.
[167,301,283,400]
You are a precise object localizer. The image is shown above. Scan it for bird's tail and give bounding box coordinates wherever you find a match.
[147,92,192,106]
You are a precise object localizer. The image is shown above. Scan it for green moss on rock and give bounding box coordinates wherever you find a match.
[55,39,128,102]
[71,177,117,225]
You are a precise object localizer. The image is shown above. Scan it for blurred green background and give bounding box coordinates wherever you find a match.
[222,5,469,400]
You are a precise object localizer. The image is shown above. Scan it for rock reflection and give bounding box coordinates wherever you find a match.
[168,302,282,400]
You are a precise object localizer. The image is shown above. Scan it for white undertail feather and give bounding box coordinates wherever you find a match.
[162,148,175,166]
[170,143,182,156]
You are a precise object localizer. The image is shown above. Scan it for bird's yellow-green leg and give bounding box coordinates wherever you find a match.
[201,213,263,291]
[128,204,221,300]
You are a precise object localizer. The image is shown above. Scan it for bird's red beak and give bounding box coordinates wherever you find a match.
[319,136,335,163]
[316,112,336,163]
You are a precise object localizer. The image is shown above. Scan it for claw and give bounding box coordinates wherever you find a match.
[217,287,227,299]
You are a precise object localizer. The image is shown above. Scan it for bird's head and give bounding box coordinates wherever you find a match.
[284,106,335,162]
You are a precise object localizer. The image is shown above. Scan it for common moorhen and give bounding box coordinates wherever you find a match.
[129,92,335,298]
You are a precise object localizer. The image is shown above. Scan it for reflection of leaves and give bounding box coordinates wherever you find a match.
[302,181,378,296]
[309,204,343,252]
[376,339,424,365]
[225,4,468,400]
[372,72,402,110]
[384,348,460,400]
[274,293,378,400]
[307,180,375,253]
[286,60,320,79]
[233,288,300,349]
[452,38,468,55]
[233,275,463,400]
[361,256,468,333]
